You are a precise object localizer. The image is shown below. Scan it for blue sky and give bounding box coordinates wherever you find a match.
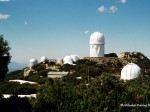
[0,0,150,63]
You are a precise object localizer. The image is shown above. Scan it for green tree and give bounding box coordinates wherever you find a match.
[32,63,45,72]
[59,63,75,72]
[88,73,125,111]
[0,35,11,79]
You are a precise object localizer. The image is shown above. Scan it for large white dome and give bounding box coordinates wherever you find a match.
[63,56,74,65]
[90,32,105,45]
[70,55,80,62]
[40,56,47,62]
[121,63,141,80]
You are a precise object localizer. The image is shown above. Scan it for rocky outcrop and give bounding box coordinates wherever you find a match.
[23,68,31,77]
[118,51,149,60]
[118,52,150,75]
[84,52,150,75]
[23,68,37,77]
[84,57,123,74]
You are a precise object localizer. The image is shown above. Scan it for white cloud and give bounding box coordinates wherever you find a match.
[119,0,127,3]
[84,30,89,34]
[0,0,10,2]
[98,5,118,13]
[98,6,106,12]
[0,14,10,19]
[109,6,118,13]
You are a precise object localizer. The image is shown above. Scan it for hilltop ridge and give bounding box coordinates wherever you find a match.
[84,51,150,75]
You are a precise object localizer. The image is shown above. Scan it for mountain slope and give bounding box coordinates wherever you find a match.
[8,62,28,72]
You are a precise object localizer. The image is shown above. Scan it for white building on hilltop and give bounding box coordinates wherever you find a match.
[90,32,105,57]
[29,58,38,68]
[63,55,80,65]
[121,63,141,81]
[40,56,48,63]
[47,71,69,78]
[63,56,74,65]
[70,55,80,62]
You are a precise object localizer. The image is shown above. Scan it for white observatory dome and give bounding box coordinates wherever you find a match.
[29,59,38,63]
[90,32,105,45]
[70,55,80,62]
[121,63,141,81]
[40,56,47,62]
[90,32,105,57]
[29,58,38,68]
[63,56,74,65]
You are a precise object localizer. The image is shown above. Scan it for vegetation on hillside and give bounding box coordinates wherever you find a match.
[0,59,149,111]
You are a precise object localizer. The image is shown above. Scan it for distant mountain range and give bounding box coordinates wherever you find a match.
[8,62,28,72]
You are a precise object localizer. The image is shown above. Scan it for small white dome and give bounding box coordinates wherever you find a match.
[40,56,47,62]
[70,55,80,62]
[63,56,74,65]
[90,32,105,44]
[29,59,38,63]
[121,63,141,80]
[56,60,62,64]
[57,60,61,63]
[29,58,38,68]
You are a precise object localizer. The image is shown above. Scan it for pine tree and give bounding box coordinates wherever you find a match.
[0,35,11,79]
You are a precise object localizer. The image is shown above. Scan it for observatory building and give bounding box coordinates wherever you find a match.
[63,55,80,65]
[70,55,80,62]
[121,63,141,81]
[63,56,74,65]
[90,32,105,57]
[29,58,38,68]
[40,56,48,63]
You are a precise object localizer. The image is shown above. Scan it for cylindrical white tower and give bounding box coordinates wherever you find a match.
[90,32,105,57]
